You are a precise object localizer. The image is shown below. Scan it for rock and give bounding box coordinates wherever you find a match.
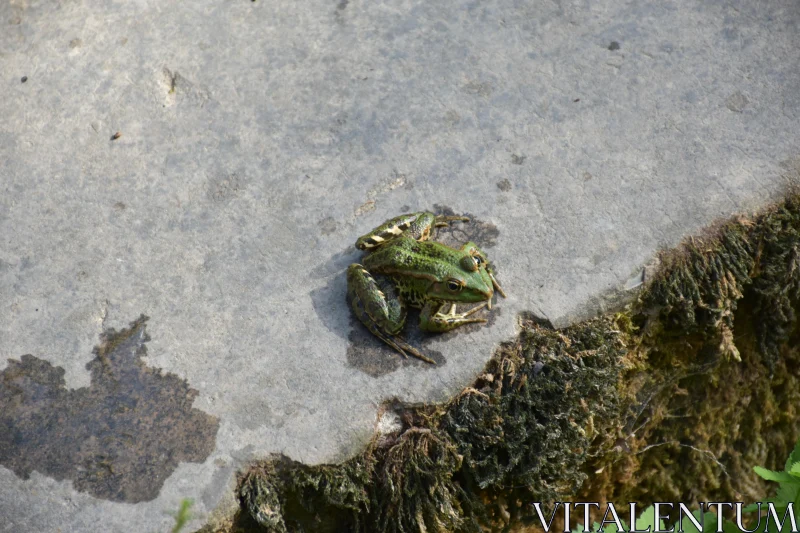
[1,0,798,531]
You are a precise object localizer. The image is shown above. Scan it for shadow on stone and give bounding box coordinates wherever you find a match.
[309,247,361,343]
[431,204,500,249]
[0,315,219,503]
[345,311,446,377]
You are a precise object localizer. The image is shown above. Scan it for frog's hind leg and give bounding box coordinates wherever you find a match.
[419,301,488,333]
[354,212,470,250]
[346,264,435,364]
[411,213,470,242]
[378,334,435,365]
[433,214,470,227]
[355,213,420,250]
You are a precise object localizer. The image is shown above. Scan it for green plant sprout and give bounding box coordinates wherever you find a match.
[169,498,194,533]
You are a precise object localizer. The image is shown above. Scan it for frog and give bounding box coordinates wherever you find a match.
[346,211,506,364]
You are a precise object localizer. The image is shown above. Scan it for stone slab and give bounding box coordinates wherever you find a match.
[1,0,799,531]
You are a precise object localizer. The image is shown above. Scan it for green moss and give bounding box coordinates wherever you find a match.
[240,464,287,532]
[234,193,800,533]
[442,315,625,527]
[238,452,376,532]
[581,194,800,511]
[642,195,800,371]
[374,428,471,532]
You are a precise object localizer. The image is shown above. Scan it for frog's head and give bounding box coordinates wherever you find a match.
[427,252,495,303]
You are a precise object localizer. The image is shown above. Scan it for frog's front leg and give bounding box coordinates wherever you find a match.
[419,301,489,333]
[346,264,435,364]
[355,212,469,250]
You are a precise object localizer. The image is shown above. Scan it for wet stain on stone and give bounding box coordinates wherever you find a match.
[510,154,526,165]
[463,79,493,97]
[725,91,749,113]
[335,0,349,24]
[0,316,219,503]
[318,216,338,235]
[608,41,621,51]
[207,172,247,203]
[497,179,512,192]
[432,204,500,248]
[344,206,502,376]
[445,109,460,125]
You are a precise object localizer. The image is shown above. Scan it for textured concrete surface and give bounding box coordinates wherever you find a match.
[1,0,799,530]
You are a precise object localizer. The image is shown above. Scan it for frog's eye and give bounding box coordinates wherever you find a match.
[473,255,484,266]
[447,279,463,292]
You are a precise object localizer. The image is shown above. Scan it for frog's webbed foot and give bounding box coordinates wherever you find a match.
[419,301,489,333]
[346,264,435,364]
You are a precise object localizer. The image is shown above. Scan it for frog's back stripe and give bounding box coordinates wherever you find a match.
[355,214,418,250]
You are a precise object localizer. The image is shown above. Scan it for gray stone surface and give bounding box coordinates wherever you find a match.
[1,0,799,530]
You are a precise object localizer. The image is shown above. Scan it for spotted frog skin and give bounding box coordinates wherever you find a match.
[347,212,505,364]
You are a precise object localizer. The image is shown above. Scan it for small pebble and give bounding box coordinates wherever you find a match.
[21,76,27,83]
[608,41,620,51]
[110,132,121,141]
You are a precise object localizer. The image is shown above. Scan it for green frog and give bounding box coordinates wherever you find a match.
[347,212,505,364]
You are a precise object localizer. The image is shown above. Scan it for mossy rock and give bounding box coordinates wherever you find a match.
[227,194,800,533]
